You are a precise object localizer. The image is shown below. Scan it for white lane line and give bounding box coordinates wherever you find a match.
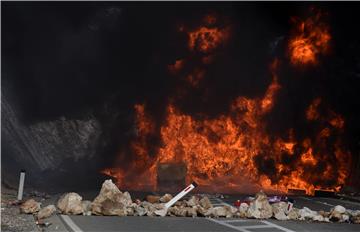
[221,219,250,223]
[262,220,296,232]
[207,218,250,232]
[238,225,273,229]
[60,215,84,232]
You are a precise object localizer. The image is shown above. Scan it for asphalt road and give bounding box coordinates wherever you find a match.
[44,193,360,232]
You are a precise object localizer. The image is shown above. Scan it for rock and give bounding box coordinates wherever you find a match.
[206,206,227,217]
[246,191,272,219]
[37,205,56,219]
[194,205,207,216]
[199,197,213,209]
[126,207,135,216]
[175,200,187,207]
[167,206,179,216]
[186,196,199,207]
[81,201,92,216]
[159,194,173,203]
[20,199,41,214]
[155,208,167,217]
[121,192,133,206]
[186,207,198,217]
[141,201,157,216]
[205,206,236,218]
[299,207,318,220]
[91,179,132,215]
[287,208,300,220]
[332,205,346,214]
[101,199,126,216]
[341,214,350,223]
[176,207,188,217]
[238,203,249,218]
[330,205,346,222]
[146,195,161,204]
[57,193,83,215]
[351,214,360,224]
[134,205,147,216]
[223,205,238,218]
[313,214,325,222]
[271,202,288,220]
[135,199,142,205]
[318,210,330,218]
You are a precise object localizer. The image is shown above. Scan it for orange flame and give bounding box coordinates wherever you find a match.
[289,9,331,66]
[103,12,351,195]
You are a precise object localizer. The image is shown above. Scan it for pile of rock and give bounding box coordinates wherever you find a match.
[19,199,56,220]
[19,179,360,224]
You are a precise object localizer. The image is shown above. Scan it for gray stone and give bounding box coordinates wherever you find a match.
[199,197,213,209]
[246,191,272,219]
[159,194,173,203]
[91,179,132,215]
[272,202,288,220]
[81,201,92,216]
[57,193,83,215]
[299,207,318,220]
[186,196,199,207]
[20,199,41,214]
[37,205,56,219]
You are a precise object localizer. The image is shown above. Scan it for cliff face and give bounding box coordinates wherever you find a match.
[1,89,104,192]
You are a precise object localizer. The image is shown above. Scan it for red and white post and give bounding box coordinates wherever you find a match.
[165,182,198,209]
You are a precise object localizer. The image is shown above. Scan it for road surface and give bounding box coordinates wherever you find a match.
[44,193,360,232]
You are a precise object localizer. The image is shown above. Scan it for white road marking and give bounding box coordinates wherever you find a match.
[221,219,249,223]
[207,218,250,232]
[60,215,83,232]
[262,220,296,232]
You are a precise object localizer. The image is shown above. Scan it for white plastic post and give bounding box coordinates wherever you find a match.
[17,170,26,201]
[164,182,197,209]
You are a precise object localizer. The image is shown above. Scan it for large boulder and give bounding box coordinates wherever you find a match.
[246,191,272,219]
[57,192,83,215]
[91,179,132,215]
[271,202,288,220]
[101,199,127,216]
[20,199,41,214]
[37,205,57,219]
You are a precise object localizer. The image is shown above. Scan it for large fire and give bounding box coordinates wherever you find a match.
[103,12,351,195]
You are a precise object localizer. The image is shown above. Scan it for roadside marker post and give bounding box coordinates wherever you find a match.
[17,170,26,201]
[165,182,198,209]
